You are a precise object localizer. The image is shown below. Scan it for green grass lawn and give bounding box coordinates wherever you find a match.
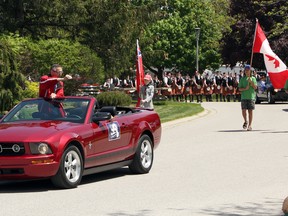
[154,101,204,123]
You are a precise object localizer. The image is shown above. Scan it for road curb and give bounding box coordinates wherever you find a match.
[162,107,212,128]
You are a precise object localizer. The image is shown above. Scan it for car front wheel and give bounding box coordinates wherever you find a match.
[129,134,153,174]
[51,146,83,189]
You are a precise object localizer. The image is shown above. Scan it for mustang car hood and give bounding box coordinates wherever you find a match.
[0,121,80,142]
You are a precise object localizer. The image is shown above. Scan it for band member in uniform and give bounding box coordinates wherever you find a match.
[221,72,228,102]
[153,75,161,95]
[103,78,112,90]
[203,73,213,102]
[191,74,197,102]
[226,73,235,102]
[235,70,244,102]
[123,75,134,88]
[213,71,223,102]
[183,74,193,102]
[162,72,173,100]
[171,73,177,101]
[111,75,121,87]
[175,71,184,102]
[193,70,203,103]
[122,75,134,95]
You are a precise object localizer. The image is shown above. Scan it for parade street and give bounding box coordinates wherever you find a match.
[1,102,288,216]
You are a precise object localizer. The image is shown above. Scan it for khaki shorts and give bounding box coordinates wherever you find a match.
[241,99,255,110]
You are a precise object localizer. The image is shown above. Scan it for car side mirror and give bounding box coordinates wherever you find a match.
[92,112,111,123]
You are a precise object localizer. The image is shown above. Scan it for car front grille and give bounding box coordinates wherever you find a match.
[0,168,24,175]
[0,143,25,156]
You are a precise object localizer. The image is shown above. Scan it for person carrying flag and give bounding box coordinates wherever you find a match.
[238,64,257,131]
[140,74,154,109]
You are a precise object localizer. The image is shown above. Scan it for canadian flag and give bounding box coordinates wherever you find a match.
[136,39,144,107]
[252,21,288,89]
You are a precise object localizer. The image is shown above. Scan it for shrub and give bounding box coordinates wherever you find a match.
[96,91,132,107]
[22,81,38,99]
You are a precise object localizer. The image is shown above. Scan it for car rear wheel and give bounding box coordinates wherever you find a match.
[51,146,83,189]
[129,134,153,174]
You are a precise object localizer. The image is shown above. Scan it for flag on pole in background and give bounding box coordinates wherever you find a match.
[252,20,288,89]
[136,39,144,107]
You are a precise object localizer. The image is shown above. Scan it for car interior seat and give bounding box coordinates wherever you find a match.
[99,106,117,117]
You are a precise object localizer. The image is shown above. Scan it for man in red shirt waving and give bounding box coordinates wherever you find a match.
[39,64,72,98]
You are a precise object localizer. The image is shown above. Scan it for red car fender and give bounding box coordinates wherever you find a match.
[52,132,85,162]
[132,120,154,150]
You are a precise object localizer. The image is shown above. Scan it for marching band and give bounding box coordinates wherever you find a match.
[97,70,245,103]
[159,70,243,103]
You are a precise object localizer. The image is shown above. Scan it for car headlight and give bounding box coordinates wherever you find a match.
[29,142,53,155]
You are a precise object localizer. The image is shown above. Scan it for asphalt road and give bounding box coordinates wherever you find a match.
[1,102,288,216]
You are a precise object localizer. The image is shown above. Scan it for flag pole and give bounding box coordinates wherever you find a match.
[250,18,258,66]
[136,39,144,107]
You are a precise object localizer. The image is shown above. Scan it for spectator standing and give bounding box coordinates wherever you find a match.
[103,78,112,90]
[238,64,257,131]
[39,64,72,99]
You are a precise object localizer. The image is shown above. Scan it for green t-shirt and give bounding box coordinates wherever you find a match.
[238,76,257,100]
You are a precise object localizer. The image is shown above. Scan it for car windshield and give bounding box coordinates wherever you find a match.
[1,98,90,123]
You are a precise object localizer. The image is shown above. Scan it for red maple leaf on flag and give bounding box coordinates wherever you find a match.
[252,20,288,88]
[265,54,280,68]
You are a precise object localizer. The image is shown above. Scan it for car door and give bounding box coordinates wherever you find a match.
[89,115,133,166]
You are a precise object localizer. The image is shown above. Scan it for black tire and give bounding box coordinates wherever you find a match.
[255,96,261,104]
[51,146,83,189]
[129,134,154,174]
[267,91,275,104]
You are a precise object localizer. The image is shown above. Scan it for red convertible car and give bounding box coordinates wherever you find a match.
[0,96,161,188]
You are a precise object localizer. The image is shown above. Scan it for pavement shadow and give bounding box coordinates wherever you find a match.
[262,130,288,134]
[0,179,54,193]
[80,167,131,186]
[217,129,288,133]
[217,130,267,132]
[0,167,131,193]
[198,198,283,216]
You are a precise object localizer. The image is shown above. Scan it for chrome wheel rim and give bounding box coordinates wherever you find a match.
[140,140,153,168]
[64,150,81,183]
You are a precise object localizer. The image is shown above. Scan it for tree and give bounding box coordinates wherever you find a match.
[0,0,163,77]
[0,0,86,39]
[141,0,231,77]
[0,37,26,113]
[81,0,164,77]
[23,38,104,95]
[0,34,104,105]
[220,0,287,69]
